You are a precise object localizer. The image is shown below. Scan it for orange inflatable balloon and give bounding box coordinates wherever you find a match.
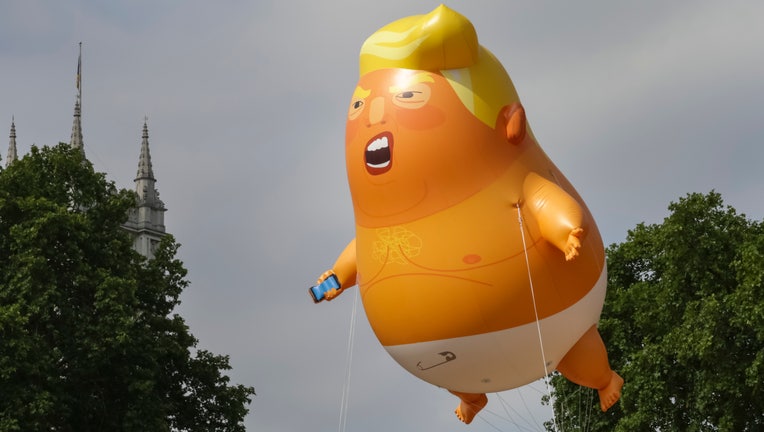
[312,4,622,424]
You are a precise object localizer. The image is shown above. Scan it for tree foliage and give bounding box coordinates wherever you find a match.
[0,144,255,431]
[546,191,764,431]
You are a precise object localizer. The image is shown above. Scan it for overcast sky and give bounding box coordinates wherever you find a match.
[2,1,763,430]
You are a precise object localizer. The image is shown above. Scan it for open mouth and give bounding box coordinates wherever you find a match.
[365,132,393,175]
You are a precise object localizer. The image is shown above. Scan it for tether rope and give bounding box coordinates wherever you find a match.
[337,287,360,432]
[516,205,560,432]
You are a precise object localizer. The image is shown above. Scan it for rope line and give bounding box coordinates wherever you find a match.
[516,205,560,432]
[337,288,360,432]
[493,391,546,431]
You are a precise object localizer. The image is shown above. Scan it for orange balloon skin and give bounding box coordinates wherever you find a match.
[320,7,624,412]
[344,68,605,348]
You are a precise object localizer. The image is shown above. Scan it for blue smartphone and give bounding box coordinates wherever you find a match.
[309,274,340,303]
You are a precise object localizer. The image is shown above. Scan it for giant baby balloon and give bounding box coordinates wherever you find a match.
[312,4,623,424]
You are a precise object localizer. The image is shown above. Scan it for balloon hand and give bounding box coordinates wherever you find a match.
[310,271,342,303]
[564,227,584,261]
[323,288,340,301]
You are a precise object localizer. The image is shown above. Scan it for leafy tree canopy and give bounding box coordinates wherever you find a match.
[546,191,764,431]
[0,144,255,431]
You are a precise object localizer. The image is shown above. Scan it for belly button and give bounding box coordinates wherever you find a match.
[463,254,482,264]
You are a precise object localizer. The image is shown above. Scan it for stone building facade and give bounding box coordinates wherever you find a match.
[5,87,168,260]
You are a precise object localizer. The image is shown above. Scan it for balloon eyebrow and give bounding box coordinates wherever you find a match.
[353,86,371,99]
[389,73,434,94]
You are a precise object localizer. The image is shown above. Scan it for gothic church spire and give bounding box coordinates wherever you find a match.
[6,117,17,167]
[70,42,84,156]
[137,119,155,180]
[123,118,167,259]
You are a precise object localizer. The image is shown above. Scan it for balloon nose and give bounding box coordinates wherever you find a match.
[368,96,386,126]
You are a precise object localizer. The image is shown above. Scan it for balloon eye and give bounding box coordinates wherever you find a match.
[392,84,430,109]
[348,98,365,120]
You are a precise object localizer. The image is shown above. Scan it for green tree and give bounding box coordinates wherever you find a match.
[0,144,255,431]
[545,191,764,431]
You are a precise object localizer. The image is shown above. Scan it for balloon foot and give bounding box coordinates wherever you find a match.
[449,390,487,424]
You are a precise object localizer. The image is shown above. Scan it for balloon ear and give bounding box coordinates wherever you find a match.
[500,103,526,145]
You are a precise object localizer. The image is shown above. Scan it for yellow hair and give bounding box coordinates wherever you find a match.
[359,4,521,128]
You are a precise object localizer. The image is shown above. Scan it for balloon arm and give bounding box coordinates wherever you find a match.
[522,172,585,261]
[312,238,358,303]
[331,238,358,288]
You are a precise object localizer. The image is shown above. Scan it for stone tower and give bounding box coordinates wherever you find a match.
[122,119,167,259]
[69,99,84,156]
[5,117,17,167]
[70,42,84,157]
[5,42,169,260]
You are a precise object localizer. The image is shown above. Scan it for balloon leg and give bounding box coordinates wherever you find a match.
[448,390,487,424]
[555,325,623,411]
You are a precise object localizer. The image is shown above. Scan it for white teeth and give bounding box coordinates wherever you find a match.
[368,136,389,151]
[368,161,390,168]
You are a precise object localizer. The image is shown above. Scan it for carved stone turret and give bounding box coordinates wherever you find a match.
[70,99,84,156]
[6,118,17,167]
[122,119,167,259]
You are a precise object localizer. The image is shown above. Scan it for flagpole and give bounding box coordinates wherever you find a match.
[77,42,82,106]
